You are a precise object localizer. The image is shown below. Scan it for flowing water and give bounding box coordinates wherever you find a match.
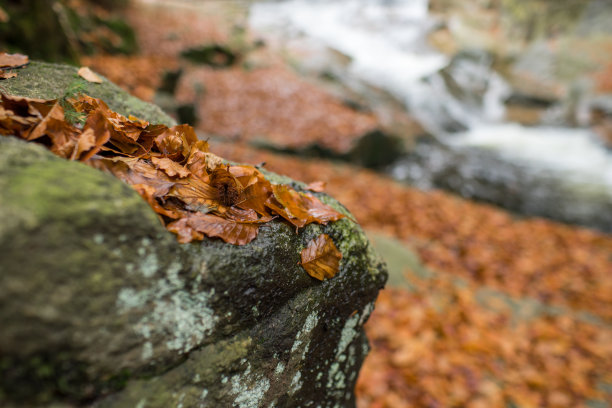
[249,0,612,231]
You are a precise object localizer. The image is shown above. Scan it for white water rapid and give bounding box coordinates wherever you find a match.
[249,0,612,191]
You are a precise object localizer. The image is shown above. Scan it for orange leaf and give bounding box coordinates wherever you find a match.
[210,164,244,207]
[0,52,28,69]
[78,66,103,83]
[0,94,54,136]
[132,183,182,220]
[306,180,326,192]
[94,156,176,198]
[169,174,219,212]
[300,234,342,280]
[78,108,113,161]
[167,212,259,245]
[166,217,204,244]
[185,141,216,176]
[151,156,191,178]
[154,124,197,160]
[267,184,344,229]
[70,128,96,160]
[0,71,17,79]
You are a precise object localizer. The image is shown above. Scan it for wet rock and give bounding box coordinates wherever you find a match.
[503,92,556,126]
[0,62,387,407]
[181,44,240,67]
[391,137,612,233]
[176,65,408,169]
[590,96,612,149]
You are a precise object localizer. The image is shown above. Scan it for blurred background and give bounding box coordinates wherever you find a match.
[2,0,611,406]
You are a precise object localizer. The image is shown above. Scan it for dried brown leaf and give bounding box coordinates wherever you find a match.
[186,149,223,177]
[0,52,28,69]
[0,71,17,79]
[79,109,113,160]
[167,212,259,245]
[210,164,244,207]
[169,174,218,211]
[300,233,342,280]
[132,183,182,220]
[0,94,55,136]
[267,184,344,229]
[306,180,326,192]
[166,217,204,244]
[151,156,191,178]
[70,128,97,160]
[78,66,103,83]
[154,124,197,159]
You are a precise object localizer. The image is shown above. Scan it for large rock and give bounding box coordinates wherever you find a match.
[0,62,387,407]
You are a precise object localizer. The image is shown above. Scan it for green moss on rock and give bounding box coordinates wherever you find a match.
[2,61,175,126]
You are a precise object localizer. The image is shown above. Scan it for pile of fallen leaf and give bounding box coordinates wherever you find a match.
[357,278,612,408]
[0,92,345,280]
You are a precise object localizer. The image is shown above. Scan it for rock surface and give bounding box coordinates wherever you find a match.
[0,62,387,407]
[391,138,612,233]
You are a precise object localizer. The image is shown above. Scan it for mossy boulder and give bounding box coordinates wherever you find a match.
[1,61,174,127]
[0,62,387,407]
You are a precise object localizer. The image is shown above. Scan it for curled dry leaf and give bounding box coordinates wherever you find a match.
[78,66,103,83]
[305,180,326,192]
[300,234,342,280]
[167,212,260,245]
[186,142,217,177]
[267,184,344,229]
[0,52,29,69]
[210,164,244,207]
[151,156,191,178]
[0,71,17,80]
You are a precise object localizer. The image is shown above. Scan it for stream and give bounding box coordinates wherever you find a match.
[249,0,612,232]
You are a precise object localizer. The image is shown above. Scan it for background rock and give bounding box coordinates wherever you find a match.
[0,0,136,64]
[0,62,387,407]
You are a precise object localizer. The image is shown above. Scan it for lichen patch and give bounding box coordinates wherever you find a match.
[230,363,271,408]
[115,257,218,357]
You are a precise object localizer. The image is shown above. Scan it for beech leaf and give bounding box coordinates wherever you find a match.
[0,52,29,69]
[0,71,17,80]
[78,66,103,83]
[300,234,342,281]
[306,180,326,192]
[151,156,191,178]
[167,212,259,245]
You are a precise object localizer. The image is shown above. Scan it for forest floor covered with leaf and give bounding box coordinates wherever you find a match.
[78,1,612,406]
